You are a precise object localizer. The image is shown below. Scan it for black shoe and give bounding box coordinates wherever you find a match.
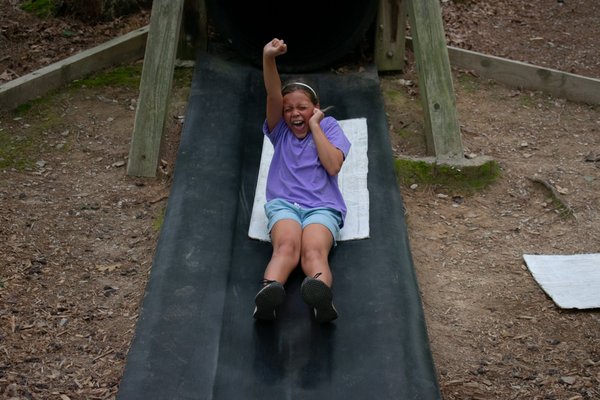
[301,274,338,323]
[253,280,285,321]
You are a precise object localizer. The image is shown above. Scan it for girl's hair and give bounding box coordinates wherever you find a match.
[282,81,319,105]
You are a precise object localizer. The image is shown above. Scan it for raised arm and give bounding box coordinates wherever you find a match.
[263,38,287,132]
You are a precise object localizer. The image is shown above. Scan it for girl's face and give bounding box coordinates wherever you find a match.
[282,90,318,139]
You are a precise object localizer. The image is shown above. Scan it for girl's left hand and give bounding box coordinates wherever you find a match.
[309,108,325,127]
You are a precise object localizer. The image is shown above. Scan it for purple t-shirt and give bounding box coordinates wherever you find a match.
[263,117,351,222]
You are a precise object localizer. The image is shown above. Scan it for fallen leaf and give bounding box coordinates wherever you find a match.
[555,185,568,195]
[96,264,121,272]
[0,70,13,81]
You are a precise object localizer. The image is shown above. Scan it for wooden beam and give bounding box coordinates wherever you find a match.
[406,0,463,160]
[178,0,208,60]
[127,0,185,177]
[446,45,600,105]
[0,27,148,112]
[375,0,407,72]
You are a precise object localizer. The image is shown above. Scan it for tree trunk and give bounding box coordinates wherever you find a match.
[58,0,152,21]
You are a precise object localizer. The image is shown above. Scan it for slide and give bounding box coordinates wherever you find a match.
[117,54,441,399]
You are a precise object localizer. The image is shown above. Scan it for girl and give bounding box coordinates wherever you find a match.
[254,38,351,323]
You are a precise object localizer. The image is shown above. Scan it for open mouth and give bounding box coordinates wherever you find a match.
[290,120,306,131]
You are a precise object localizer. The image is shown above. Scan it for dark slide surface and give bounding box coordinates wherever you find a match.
[118,54,441,399]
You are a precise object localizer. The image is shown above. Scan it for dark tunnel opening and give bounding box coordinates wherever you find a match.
[206,0,380,72]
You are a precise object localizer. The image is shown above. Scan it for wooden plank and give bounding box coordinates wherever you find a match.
[406,0,463,160]
[375,0,407,72]
[178,0,208,60]
[127,0,185,177]
[0,26,148,112]
[446,45,600,105]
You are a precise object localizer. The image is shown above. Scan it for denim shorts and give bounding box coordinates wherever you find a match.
[264,199,343,245]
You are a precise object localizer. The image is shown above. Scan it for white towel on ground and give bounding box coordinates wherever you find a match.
[523,253,600,309]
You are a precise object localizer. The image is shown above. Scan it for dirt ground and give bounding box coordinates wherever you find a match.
[1,1,600,399]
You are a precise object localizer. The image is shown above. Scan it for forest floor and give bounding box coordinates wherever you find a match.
[1,1,599,399]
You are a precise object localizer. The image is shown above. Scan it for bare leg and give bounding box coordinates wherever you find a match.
[263,219,302,284]
[299,224,338,322]
[300,224,334,286]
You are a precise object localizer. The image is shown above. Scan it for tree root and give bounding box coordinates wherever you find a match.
[527,177,575,218]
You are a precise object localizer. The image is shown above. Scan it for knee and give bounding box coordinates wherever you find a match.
[274,239,300,260]
[301,246,327,267]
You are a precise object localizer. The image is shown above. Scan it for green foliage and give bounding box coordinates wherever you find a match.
[394,158,501,194]
[0,96,62,170]
[61,30,76,37]
[2,62,193,171]
[384,88,420,114]
[457,73,479,93]
[15,102,33,114]
[71,65,143,89]
[395,128,413,138]
[518,93,536,108]
[20,0,58,18]
[153,208,166,232]
[0,129,35,169]
[384,89,403,102]
[0,65,141,171]
[173,67,194,87]
[70,64,192,90]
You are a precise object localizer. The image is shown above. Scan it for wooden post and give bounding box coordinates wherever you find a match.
[178,0,208,60]
[127,0,185,177]
[375,0,407,72]
[406,0,463,160]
